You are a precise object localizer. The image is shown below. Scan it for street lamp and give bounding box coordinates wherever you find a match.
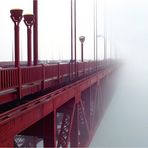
[10,9,23,67]
[24,14,34,66]
[79,36,85,62]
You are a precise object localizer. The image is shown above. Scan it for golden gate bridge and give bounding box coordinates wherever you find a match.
[0,0,119,147]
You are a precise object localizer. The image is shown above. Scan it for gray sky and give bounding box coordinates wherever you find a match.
[107,0,148,61]
[0,0,148,62]
[91,0,148,146]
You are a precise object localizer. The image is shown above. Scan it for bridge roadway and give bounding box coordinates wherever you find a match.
[0,61,118,147]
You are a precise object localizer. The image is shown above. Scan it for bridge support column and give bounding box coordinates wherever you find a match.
[43,112,55,147]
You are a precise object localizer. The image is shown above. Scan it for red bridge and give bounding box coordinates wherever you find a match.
[0,0,119,147]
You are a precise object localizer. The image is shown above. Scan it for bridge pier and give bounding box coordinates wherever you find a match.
[43,112,55,147]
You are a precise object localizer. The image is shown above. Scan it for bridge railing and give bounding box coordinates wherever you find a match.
[45,64,58,80]
[59,63,70,76]
[0,60,118,104]
[21,65,43,85]
[90,61,96,73]
[0,68,19,90]
[84,61,90,75]
[77,62,84,77]
[0,61,110,91]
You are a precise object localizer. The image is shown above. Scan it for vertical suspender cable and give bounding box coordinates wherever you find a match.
[96,0,98,62]
[71,0,73,62]
[93,0,96,61]
[74,0,77,77]
[33,0,38,65]
[71,0,74,80]
[104,0,107,60]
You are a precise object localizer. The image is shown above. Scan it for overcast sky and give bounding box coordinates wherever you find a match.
[107,0,148,62]
[91,0,148,147]
[0,0,148,63]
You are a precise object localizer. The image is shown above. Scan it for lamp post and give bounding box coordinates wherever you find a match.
[24,14,34,66]
[10,9,23,67]
[79,36,85,62]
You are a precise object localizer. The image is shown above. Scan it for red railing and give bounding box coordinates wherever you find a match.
[21,65,42,85]
[45,64,58,79]
[84,61,90,74]
[0,68,19,90]
[59,63,70,76]
[90,61,96,72]
[77,62,84,77]
[0,60,115,104]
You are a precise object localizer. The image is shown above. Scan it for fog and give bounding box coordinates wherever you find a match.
[107,0,148,61]
[91,0,148,147]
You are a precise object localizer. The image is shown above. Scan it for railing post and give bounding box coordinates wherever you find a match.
[24,14,34,66]
[0,70,1,90]
[58,63,60,86]
[42,64,45,90]
[18,67,22,99]
[79,36,85,62]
